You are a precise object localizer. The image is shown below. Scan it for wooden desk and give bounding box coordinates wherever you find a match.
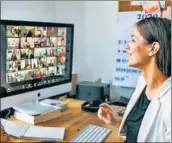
[3,98,125,142]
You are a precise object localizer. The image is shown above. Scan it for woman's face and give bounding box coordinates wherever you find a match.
[25,60,28,64]
[12,62,16,68]
[28,49,31,54]
[125,27,150,68]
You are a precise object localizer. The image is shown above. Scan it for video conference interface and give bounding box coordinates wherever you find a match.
[6,25,67,84]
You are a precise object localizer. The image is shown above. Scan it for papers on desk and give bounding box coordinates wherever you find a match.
[1,118,23,138]
[0,118,65,141]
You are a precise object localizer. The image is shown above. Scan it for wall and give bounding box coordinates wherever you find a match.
[83,1,118,83]
[1,1,55,22]
[83,1,134,101]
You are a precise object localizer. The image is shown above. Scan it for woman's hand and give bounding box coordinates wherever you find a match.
[98,103,116,125]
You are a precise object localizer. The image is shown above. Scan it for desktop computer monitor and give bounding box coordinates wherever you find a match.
[0,20,74,110]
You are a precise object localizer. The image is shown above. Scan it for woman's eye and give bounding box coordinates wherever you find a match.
[131,39,135,42]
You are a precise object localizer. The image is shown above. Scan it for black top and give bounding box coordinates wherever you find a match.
[125,87,150,142]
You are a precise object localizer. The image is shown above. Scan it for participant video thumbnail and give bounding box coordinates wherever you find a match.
[20,70,34,81]
[34,48,46,58]
[6,61,19,72]
[47,48,56,57]
[7,49,20,61]
[34,68,47,78]
[58,28,66,37]
[47,66,56,76]
[32,58,46,69]
[19,26,35,37]
[56,47,61,56]
[20,49,34,59]
[47,27,58,37]
[57,56,65,64]
[46,37,58,47]
[6,72,21,83]
[46,57,56,67]
[6,26,21,37]
[34,38,47,48]
[7,38,20,49]
[20,59,32,70]
[35,27,47,37]
[20,37,34,49]
[57,64,65,75]
[57,37,66,46]
[56,47,66,56]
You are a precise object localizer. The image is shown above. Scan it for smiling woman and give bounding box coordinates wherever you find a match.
[126,30,151,68]
[126,18,171,78]
[98,17,171,142]
[135,18,171,77]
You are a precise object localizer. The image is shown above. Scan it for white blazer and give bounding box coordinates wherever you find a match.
[118,75,171,142]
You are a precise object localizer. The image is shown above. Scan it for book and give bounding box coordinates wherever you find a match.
[13,99,68,116]
[1,118,65,141]
[13,102,54,115]
[13,99,67,124]
[14,107,61,125]
[13,102,56,116]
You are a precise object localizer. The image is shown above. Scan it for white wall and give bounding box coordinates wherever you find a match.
[1,1,118,83]
[1,1,56,22]
[83,1,118,82]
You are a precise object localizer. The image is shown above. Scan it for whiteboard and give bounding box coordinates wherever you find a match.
[113,11,160,88]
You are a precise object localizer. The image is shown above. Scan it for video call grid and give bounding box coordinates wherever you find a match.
[6,26,67,83]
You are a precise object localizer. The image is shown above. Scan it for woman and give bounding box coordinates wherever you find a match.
[24,59,31,70]
[11,61,17,72]
[23,38,30,48]
[98,17,171,142]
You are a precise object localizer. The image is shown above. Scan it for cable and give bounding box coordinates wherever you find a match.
[5,109,11,119]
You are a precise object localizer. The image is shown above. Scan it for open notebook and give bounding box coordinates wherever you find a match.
[0,118,65,141]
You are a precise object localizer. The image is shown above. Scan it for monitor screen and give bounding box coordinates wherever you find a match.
[0,20,74,97]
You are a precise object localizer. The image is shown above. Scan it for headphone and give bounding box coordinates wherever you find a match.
[81,100,102,112]
[81,100,128,112]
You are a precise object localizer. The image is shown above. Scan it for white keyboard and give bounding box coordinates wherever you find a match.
[69,124,111,142]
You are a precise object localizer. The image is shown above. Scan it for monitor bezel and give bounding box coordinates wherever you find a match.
[0,19,74,98]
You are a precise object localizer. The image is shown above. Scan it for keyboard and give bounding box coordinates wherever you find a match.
[69,124,111,142]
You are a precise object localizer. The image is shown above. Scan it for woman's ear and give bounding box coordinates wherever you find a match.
[148,42,160,56]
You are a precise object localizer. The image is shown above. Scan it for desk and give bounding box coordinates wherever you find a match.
[2,97,125,142]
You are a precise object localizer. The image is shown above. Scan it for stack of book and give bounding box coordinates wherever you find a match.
[13,99,68,125]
